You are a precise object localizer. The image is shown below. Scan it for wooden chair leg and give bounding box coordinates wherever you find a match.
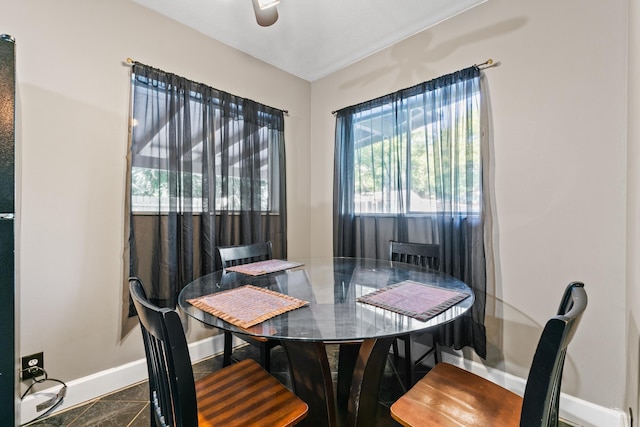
[223,331,233,367]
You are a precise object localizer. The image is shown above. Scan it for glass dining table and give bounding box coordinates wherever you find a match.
[178,257,474,427]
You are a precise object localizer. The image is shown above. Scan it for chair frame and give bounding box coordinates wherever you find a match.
[389,240,440,270]
[130,277,308,427]
[390,282,587,427]
[389,240,441,388]
[129,277,199,427]
[520,281,587,426]
[215,241,278,371]
[216,241,273,271]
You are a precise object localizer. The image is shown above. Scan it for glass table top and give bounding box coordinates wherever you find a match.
[178,257,474,343]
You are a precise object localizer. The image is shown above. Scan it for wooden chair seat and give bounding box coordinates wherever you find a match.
[129,277,307,427]
[195,359,307,427]
[391,362,522,427]
[391,282,588,427]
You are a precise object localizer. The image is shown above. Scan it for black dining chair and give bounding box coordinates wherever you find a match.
[216,241,273,270]
[215,241,279,371]
[390,281,588,427]
[389,240,442,388]
[128,277,308,427]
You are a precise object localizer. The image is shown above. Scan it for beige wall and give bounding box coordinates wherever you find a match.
[627,0,639,419]
[3,0,311,383]
[310,0,628,410]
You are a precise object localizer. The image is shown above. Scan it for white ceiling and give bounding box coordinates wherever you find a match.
[132,0,486,82]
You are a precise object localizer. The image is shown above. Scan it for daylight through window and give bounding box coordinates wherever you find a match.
[352,86,481,215]
[130,75,280,214]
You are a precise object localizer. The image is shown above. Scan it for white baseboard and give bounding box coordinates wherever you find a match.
[20,334,231,424]
[21,338,629,427]
[441,353,630,427]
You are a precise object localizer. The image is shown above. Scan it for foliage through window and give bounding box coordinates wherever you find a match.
[351,81,481,215]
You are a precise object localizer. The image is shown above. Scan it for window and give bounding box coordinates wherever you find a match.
[350,82,481,215]
[130,75,281,214]
[125,62,288,313]
[333,65,487,359]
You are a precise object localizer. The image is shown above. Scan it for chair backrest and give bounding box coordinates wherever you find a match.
[216,241,273,271]
[520,282,588,427]
[129,277,198,427]
[389,240,440,270]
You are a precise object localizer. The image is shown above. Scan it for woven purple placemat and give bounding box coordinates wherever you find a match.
[357,280,469,321]
[188,285,309,328]
[226,259,303,276]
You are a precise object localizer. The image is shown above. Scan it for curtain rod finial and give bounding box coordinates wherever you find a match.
[477,58,498,70]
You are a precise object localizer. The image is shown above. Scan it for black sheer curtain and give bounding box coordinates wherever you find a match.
[122,63,287,324]
[333,66,487,358]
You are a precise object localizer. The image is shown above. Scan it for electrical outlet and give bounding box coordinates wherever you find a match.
[21,352,44,380]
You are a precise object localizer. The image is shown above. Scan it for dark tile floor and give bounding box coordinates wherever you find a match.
[25,344,419,427]
[25,345,575,427]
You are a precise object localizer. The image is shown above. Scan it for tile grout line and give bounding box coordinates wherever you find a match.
[126,402,149,427]
[61,400,99,427]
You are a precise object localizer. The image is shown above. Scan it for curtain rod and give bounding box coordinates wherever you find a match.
[124,58,289,115]
[330,58,497,115]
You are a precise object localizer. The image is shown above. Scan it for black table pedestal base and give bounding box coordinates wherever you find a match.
[283,337,394,427]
